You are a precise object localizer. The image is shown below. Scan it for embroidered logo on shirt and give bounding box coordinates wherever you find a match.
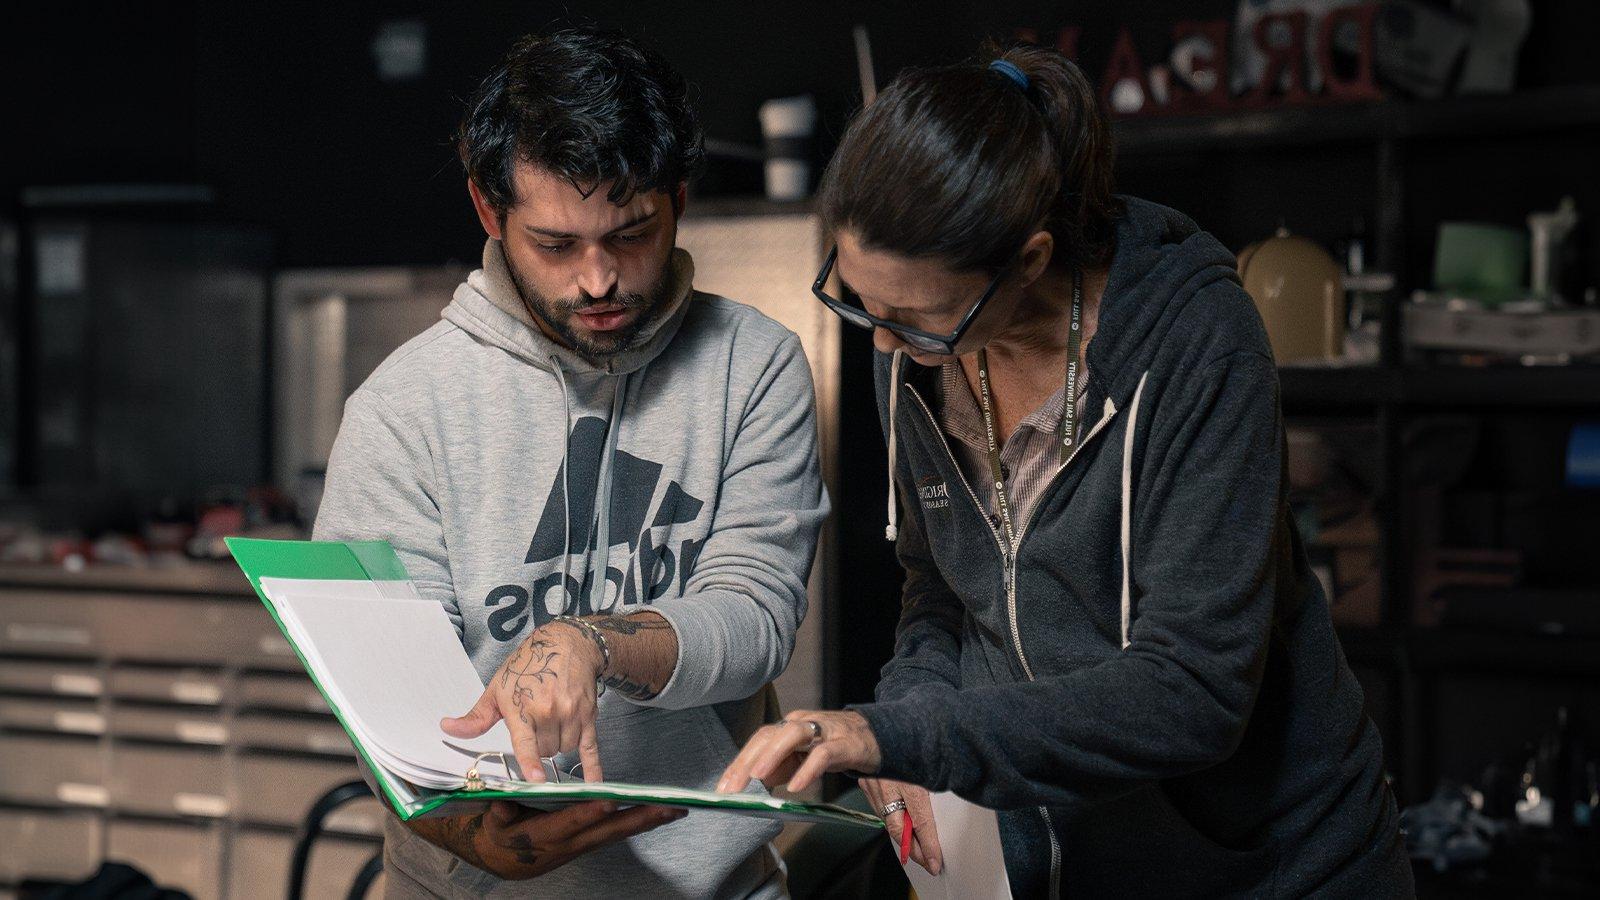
[917,476,950,511]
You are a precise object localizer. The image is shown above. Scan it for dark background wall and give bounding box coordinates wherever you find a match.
[0,0,1341,264]
[8,1,1596,263]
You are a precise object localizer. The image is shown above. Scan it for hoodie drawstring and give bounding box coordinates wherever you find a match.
[884,349,905,542]
[551,357,574,603]
[549,355,630,614]
[1119,370,1149,649]
[589,374,628,612]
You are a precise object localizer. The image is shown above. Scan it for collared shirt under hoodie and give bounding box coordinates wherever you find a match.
[852,197,1412,899]
[935,361,1090,532]
[314,238,828,898]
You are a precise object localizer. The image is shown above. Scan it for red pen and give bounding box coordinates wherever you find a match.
[898,809,914,865]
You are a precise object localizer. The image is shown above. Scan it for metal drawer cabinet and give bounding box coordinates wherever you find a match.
[0,734,105,808]
[236,671,330,714]
[233,712,352,757]
[109,665,227,706]
[108,704,229,746]
[0,591,294,668]
[105,817,223,899]
[229,828,382,900]
[0,808,101,883]
[107,744,228,818]
[235,754,382,835]
[0,695,104,735]
[0,659,102,696]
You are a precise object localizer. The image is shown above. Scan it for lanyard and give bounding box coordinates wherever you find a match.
[974,270,1083,548]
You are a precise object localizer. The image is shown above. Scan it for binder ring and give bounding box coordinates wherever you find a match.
[465,751,510,791]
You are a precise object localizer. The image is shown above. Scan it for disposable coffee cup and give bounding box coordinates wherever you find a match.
[759,94,816,201]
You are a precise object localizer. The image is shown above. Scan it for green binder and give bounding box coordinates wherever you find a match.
[225,537,880,829]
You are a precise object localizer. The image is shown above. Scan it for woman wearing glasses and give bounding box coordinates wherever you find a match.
[717,44,1411,898]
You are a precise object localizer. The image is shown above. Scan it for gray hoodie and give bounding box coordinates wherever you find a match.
[313,239,828,898]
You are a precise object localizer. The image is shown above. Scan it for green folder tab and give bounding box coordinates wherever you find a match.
[224,537,881,830]
[226,537,410,596]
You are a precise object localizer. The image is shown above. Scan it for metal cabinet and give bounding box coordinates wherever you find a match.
[0,566,377,897]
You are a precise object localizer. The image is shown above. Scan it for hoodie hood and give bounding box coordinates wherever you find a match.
[1082,195,1241,411]
[442,237,697,376]
[437,237,699,625]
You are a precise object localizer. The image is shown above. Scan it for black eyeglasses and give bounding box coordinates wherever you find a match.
[811,245,1005,355]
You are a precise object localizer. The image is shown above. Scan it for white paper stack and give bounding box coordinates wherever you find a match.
[259,577,518,790]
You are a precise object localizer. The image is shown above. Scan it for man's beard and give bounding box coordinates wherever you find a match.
[507,258,675,359]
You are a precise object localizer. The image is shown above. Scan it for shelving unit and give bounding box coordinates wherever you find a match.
[1280,365,1600,411]
[1109,85,1600,805]
[0,565,381,897]
[1114,84,1600,155]
[1280,364,1600,803]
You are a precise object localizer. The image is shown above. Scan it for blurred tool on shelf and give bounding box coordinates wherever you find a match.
[1407,198,1598,365]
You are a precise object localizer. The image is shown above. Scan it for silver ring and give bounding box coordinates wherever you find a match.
[802,720,823,741]
[881,798,907,817]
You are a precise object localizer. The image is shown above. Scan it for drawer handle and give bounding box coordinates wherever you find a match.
[7,624,91,646]
[56,783,108,807]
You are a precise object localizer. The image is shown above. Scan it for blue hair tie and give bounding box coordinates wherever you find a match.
[989,59,1029,92]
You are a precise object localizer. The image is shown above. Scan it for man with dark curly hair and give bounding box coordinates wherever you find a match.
[314,27,825,897]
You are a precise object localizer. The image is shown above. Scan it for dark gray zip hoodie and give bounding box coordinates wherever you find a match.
[851,197,1412,898]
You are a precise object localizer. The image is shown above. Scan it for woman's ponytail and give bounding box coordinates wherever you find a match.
[987,43,1121,271]
[817,41,1121,275]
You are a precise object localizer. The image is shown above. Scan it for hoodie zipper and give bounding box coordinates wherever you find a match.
[1009,402,1120,900]
[904,383,1122,900]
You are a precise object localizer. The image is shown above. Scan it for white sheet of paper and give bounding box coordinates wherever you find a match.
[902,792,1013,900]
[271,590,513,786]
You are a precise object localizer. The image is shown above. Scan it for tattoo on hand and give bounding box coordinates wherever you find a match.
[446,812,488,870]
[538,614,670,701]
[502,638,560,687]
[505,831,540,867]
[502,638,562,720]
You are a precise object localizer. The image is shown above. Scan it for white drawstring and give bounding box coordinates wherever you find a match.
[589,374,628,612]
[885,349,905,541]
[1119,371,1149,649]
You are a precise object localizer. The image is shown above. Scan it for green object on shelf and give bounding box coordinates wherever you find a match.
[1433,222,1528,305]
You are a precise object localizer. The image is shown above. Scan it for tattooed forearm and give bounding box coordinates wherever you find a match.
[601,670,662,701]
[592,615,672,635]
[527,611,677,705]
[412,810,489,871]
[592,611,676,702]
[455,812,488,869]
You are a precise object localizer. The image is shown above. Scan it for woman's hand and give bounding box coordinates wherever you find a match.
[715,709,881,795]
[442,622,606,783]
[861,778,944,875]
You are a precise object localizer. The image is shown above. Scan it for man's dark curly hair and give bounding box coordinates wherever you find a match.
[457,27,705,214]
